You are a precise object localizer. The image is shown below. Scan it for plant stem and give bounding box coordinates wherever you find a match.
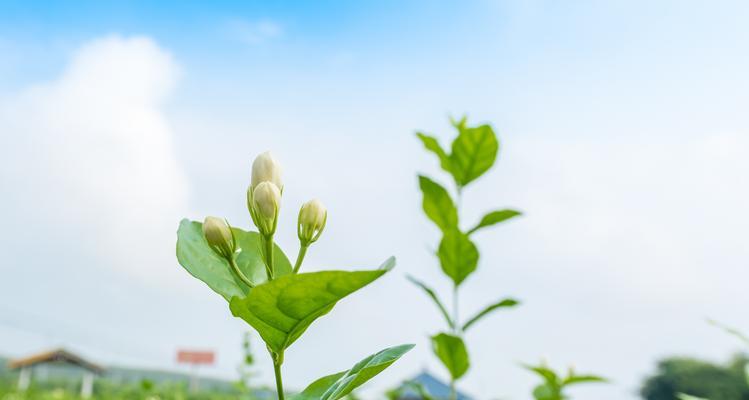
[452,285,460,334]
[450,379,457,400]
[263,235,275,280]
[272,352,285,400]
[229,257,254,289]
[293,244,309,274]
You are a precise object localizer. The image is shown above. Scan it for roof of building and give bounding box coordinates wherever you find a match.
[394,370,474,400]
[8,348,105,374]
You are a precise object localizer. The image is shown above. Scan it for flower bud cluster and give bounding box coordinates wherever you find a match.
[203,150,328,277]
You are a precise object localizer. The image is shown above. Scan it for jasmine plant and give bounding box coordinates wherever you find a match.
[176,151,413,400]
[409,117,521,399]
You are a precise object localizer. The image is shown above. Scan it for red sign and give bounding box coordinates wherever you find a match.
[177,350,215,365]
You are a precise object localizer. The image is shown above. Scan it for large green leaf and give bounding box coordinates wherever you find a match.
[462,298,519,331]
[291,344,414,400]
[407,275,453,329]
[230,258,395,353]
[467,209,522,235]
[418,175,458,232]
[176,219,292,301]
[431,333,469,380]
[449,124,499,187]
[438,229,478,286]
[416,132,452,174]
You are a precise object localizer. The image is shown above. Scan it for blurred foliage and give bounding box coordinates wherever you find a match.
[641,354,749,400]
[385,380,435,400]
[0,378,247,400]
[523,362,606,400]
[234,332,258,398]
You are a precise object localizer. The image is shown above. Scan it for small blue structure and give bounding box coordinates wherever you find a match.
[392,370,474,400]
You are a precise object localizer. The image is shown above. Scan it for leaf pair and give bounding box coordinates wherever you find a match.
[178,220,413,397]
[525,363,607,400]
[178,220,395,354]
[419,175,521,236]
[417,120,499,189]
[418,176,521,286]
[408,276,519,332]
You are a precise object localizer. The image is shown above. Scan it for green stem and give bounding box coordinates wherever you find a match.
[450,379,457,400]
[229,258,254,289]
[263,235,275,280]
[293,244,309,274]
[452,285,460,334]
[272,352,285,400]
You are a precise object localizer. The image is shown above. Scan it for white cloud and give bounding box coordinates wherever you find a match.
[224,18,284,45]
[0,35,189,285]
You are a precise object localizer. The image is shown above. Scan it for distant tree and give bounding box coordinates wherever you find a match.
[640,355,749,400]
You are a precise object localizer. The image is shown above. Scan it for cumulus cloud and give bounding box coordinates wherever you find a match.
[0,35,189,285]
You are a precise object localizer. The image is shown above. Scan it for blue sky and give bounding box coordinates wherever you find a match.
[1,2,749,400]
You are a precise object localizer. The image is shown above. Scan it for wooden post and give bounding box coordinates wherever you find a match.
[189,363,199,393]
[81,370,94,398]
[18,366,31,391]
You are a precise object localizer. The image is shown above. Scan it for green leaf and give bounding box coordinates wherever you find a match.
[532,384,557,400]
[407,275,454,329]
[708,319,749,347]
[467,209,522,235]
[438,229,478,286]
[462,298,520,331]
[431,333,469,380]
[230,258,395,353]
[416,132,452,174]
[450,115,468,130]
[524,364,560,386]
[418,175,458,232]
[563,374,607,385]
[291,344,414,400]
[449,123,499,187]
[176,219,293,301]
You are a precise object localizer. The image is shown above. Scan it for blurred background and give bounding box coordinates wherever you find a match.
[1,1,748,399]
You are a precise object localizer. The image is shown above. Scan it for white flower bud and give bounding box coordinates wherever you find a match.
[251,151,283,191]
[202,216,235,259]
[251,182,281,236]
[298,199,327,245]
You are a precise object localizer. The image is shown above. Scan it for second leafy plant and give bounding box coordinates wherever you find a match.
[411,118,522,399]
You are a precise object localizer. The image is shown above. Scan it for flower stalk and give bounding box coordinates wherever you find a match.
[272,351,285,400]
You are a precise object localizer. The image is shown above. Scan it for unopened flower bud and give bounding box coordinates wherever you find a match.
[202,216,236,259]
[298,199,327,245]
[251,182,281,236]
[251,151,283,191]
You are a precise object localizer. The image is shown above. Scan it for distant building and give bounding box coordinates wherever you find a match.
[391,370,474,400]
[7,348,104,398]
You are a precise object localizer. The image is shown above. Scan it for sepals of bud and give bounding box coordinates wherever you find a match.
[250,181,281,237]
[297,199,327,246]
[202,216,236,260]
